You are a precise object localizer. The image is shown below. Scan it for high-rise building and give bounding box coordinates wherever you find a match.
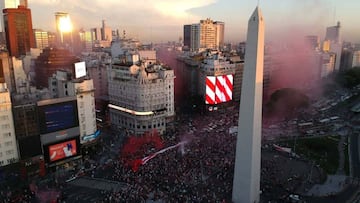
[305,35,320,50]
[215,21,225,49]
[233,7,264,203]
[198,52,236,105]
[79,29,93,52]
[3,5,35,57]
[34,29,49,50]
[0,83,19,167]
[0,51,16,92]
[324,22,342,71]
[55,12,73,48]
[190,24,200,52]
[48,70,98,144]
[199,18,217,50]
[325,21,341,44]
[101,20,112,42]
[184,19,225,52]
[352,51,360,68]
[34,47,79,88]
[108,52,175,135]
[183,25,191,49]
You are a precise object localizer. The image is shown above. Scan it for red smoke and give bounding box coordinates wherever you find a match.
[266,31,321,96]
[120,129,164,171]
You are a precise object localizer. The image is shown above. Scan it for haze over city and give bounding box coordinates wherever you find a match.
[1,0,360,202]
[27,0,360,43]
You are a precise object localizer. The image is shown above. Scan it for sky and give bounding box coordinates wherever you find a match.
[28,0,360,43]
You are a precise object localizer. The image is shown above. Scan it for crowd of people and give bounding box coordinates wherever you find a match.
[91,109,238,202]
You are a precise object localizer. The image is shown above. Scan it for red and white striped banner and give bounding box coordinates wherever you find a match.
[206,75,233,104]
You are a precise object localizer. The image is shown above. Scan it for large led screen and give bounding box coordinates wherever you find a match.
[38,100,79,134]
[46,139,79,162]
[75,61,86,78]
[205,74,233,104]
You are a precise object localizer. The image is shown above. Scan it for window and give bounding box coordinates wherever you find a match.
[3,132,11,138]
[5,150,13,155]
[1,124,10,129]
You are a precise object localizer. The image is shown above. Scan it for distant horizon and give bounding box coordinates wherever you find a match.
[15,0,360,44]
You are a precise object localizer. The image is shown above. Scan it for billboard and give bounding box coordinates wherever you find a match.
[74,61,86,78]
[44,138,79,163]
[38,98,79,134]
[205,74,233,104]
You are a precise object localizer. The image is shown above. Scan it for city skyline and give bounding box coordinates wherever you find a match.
[26,0,360,43]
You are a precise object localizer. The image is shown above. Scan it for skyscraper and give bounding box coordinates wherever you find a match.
[183,25,191,49]
[101,20,112,41]
[34,29,49,50]
[232,7,264,203]
[55,12,73,47]
[3,5,34,57]
[184,19,225,52]
[325,21,341,44]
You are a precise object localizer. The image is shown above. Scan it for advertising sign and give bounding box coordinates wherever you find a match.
[48,139,77,162]
[205,74,233,104]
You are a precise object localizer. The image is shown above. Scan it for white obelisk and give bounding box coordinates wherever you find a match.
[232,6,264,203]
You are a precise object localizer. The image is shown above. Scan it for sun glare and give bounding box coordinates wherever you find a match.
[58,16,72,33]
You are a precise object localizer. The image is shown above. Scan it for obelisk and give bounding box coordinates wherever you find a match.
[232,6,264,203]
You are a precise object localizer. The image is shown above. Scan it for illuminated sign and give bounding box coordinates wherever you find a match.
[48,139,77,162]
[108,104,154,116]
[75,61,86,78]
[205,74,233,104]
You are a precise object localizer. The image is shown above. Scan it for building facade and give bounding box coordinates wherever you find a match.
[352,50,360,68]
[0,83,19,166]
[108,54,175,135]
[3,5,35,57]
[198,52,236,105]
[34,47,79,88]
[184,19,225,52]
[48,70,98,144]
[34,29,49,50]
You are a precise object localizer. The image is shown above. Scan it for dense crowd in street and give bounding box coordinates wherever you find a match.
[92,109,237,202]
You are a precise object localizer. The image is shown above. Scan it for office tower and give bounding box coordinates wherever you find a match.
[90,28,102,41]
[34,47,79,88]
[0,83,19,166]
[79,29,93,52]
[34,29,49,50]
[101,20,112,41]
[325,22,342,71]
[305,35,320,50]
[325,21,341,44]
[352,51,360,68]
[55,12,72,47]
[3,5,35,57]
[200,18,217,50]
[190,24,200,51]
[183,25,191,49]
[232,7,264,203]
[184,19,225,52]
[215,21,225,49]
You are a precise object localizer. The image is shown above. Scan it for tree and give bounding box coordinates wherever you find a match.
[264,88,309,118]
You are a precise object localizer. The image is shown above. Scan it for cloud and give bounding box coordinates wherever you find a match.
[30,0,217,25]
[29,0,217,41]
